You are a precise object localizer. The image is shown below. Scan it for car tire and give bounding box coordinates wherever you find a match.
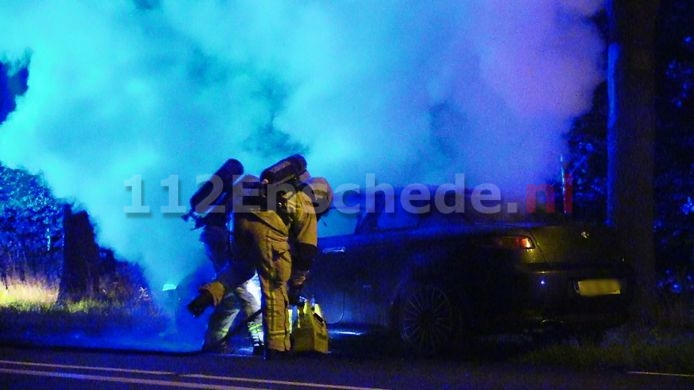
[395,283,463,356]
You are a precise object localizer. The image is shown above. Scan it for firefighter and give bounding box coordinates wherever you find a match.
[188,174,264,354]
[233,174,333,359]
[188,159,332,359]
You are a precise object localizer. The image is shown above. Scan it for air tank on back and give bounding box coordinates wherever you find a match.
[260,154,307,184]
[189,158,244,214]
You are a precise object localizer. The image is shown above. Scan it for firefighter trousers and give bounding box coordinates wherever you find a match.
[235,214,293,352]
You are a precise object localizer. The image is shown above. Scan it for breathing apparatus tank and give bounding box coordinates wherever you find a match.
[260,154,307,184]
[183,158,244,224]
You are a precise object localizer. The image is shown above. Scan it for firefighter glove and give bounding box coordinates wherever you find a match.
[187,290,214,317]
[288,283,304,306]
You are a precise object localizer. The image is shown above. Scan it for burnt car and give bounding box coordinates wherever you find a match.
[303,186,634,355]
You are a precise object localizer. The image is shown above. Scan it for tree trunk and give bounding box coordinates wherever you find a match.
[607,0,660,326]
[57,205,99,304]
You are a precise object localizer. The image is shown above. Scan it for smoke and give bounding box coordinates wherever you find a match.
[0,0,605,290]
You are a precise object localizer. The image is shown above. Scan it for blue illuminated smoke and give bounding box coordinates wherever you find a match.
[0,0,606,294]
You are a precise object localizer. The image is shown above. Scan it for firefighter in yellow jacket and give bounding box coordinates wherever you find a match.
[191,174,264,354]
[189,155,332,359]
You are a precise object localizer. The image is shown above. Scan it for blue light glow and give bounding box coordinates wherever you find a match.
[0,0,606,297]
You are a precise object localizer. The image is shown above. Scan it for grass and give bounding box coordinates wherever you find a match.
[517,327,694,374]
[516,289,694,373]
[0,277,115,314]
[0,277,58,310]
[0,275,197,352]
[1,273,165,314]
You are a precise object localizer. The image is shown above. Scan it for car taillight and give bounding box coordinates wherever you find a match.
[494,235,535,249]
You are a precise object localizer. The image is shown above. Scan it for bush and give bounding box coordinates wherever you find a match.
[656,267,694,328]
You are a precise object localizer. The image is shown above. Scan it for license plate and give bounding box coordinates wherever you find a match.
[576,279,621,297]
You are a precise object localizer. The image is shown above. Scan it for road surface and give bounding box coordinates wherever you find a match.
[1,343,693,389]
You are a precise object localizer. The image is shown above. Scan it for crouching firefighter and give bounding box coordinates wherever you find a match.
[188,154,333,359]
[184,160,264,354]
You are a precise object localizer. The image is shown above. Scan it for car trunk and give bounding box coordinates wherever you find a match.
[510,223,633,325]
[528,224,624,265]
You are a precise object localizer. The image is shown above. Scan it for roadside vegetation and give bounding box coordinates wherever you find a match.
[518,326,694,373]
[0,164,170,343]
[517,283,694,373]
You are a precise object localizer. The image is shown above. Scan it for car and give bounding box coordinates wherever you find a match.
[303,185,634,355]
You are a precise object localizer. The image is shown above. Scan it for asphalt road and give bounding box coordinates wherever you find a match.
[2,342,694,390]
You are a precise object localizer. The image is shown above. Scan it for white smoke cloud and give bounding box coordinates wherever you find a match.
[0,0,605,290]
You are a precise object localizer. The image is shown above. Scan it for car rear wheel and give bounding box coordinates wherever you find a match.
[396,284,462,356]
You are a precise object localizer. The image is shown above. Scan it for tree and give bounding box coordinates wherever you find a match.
[0,62,29,124]
[57,206,99,304]
[606,0,661,324]
[653,0,694,274]
[564,81,609,223]
[0,163,63,288]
